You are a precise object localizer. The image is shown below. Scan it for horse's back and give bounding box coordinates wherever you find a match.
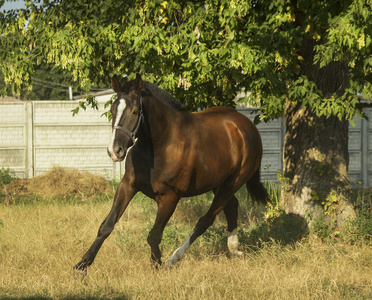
[193,106,253,123]
[193,106,260,144]
[193,106,235,115]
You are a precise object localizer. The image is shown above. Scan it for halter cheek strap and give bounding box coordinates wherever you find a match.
[113,97,144,143]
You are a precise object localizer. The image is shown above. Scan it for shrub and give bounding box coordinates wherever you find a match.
[344,206,372,244]
[0,168,18,185]
[0,168,18,204]
[311,215,336,240]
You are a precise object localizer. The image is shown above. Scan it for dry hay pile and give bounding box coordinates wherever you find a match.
[1,167,112,204]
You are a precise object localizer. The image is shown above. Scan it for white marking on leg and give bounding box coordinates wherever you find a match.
[108,99,126,160]
[228,228,243,257]
[166,238,191,267]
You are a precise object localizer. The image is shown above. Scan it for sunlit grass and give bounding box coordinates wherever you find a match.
[1,167,371,299]
[0,196,371,299]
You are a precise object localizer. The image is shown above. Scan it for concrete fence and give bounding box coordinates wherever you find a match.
[0,101,122,179]
[0,101,371,188]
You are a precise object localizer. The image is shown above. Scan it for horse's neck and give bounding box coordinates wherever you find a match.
[142,96,189,141]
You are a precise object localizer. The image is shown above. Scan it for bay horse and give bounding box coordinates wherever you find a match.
[74,74,269,272]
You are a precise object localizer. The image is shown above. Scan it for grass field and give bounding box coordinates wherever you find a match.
[0,196,371,299]
[0,168,371,299]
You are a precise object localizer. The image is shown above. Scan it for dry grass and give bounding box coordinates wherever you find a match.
[1,167,112,204]
[0,198,371,299]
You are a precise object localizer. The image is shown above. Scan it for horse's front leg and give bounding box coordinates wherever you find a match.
[74,178,136,273]
[147,193,179,267]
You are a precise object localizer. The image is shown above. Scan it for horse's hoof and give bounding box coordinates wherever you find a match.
[165,257,177,269]
[150,259,163,270]
[74,267,87,278]
[230,250,243,258]
[73,261,88,277]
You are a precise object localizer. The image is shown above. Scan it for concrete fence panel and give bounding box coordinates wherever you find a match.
[0,102,32,178]
[32,101,119,178]
[0,101,370,187]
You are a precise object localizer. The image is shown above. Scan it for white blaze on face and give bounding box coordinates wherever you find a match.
[108,99,126,161]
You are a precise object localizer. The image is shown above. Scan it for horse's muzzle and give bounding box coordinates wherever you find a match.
[107,146,126,162]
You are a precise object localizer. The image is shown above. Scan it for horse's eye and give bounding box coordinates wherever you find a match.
[133,109,139,115]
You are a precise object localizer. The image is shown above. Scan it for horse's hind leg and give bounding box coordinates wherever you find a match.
[223,196,243,257]
[166,187,233,267]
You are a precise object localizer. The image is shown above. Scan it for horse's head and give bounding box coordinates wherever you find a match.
[107,74,144,162]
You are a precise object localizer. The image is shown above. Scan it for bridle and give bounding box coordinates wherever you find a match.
[113,96,144,143]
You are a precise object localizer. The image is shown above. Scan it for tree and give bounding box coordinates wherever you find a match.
[1,0,371,227]
[21,64,72,100]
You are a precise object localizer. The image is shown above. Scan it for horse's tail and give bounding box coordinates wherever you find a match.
[246,167,271,205]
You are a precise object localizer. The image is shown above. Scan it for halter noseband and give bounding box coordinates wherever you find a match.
[113,97,144,143]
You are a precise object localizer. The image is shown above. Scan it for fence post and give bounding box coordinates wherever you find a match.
[26,102,34,178]
[362,116,368,189]
[69,87,73,100]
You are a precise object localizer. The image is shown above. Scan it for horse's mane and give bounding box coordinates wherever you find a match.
[143,81,188,111]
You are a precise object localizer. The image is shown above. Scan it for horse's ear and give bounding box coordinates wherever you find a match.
[112,75,121,93]
[135,73,143,91]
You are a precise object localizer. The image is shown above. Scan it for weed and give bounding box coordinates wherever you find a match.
[0,168,18,204]
[199,225,228,254]
[344,206,372,244]
[352,185,372,208]
[161,221,190,251]
[0,168,18,185]
[107,178,120,190]
[311,215,336,240]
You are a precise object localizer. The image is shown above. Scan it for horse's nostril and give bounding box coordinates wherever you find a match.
[116,146,124,158]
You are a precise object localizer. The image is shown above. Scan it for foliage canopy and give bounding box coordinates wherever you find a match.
[1,0,371,119]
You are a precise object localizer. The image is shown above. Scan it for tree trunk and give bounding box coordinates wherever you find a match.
[281,102,355,228]
[281,38,355,228]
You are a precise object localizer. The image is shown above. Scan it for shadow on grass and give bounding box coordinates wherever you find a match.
[239,212,308,249]
[189,212,308,257]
